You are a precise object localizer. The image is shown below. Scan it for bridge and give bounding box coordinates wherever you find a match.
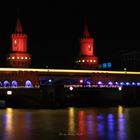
[0,68,140,88]
[1,67,140,107]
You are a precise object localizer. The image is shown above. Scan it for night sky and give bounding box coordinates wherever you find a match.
[0,2,140,68]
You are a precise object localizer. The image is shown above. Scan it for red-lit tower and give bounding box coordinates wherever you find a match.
[75,25,98,69]
[7,18,31,68]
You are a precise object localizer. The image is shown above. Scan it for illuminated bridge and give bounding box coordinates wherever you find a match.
[0,68,140,89]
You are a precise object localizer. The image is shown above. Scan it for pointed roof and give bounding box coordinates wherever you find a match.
[15,18,23,33]
[83,24,90,38]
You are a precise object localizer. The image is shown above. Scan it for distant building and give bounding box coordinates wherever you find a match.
[7,18,32,68]
[120,51,140,70]
[75,24,98,69]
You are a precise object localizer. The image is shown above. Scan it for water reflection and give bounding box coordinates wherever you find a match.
[3,108,32,140]
[96,114,105,139]
[118,106,127,140]
[67,107,127,140]
[78,111,85,135]
[107,114,115,140]
[0,106,136,140]
[68,107,75,135]
[4,108,13,138]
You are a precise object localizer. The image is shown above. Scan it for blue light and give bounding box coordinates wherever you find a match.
[120,82,124,86]
[97,114,104,120]
[107,62,112,68]
[103,63,107,69]
[98,81,103,85]
[132,82,136,86]
[137,82,140,86]
[126,82,130,86]
[108,114,114,119]
[108,81,113,85]
[115,82,119,85]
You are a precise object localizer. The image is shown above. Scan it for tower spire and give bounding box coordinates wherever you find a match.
[83,24,90,38]
[15,18,23,33]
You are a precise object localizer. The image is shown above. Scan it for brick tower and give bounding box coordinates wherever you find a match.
[75,24,98,69]
[7,18,31,68]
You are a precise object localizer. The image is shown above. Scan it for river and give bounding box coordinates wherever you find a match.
[0,106,140,140]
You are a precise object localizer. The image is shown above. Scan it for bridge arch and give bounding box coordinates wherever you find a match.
[4,81,10,88]
[11,80,18,88]
[25,80,33,88]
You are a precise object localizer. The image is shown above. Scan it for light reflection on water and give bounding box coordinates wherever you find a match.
[0,106,140,140]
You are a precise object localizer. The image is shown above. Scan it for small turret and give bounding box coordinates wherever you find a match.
[15,18,23,33]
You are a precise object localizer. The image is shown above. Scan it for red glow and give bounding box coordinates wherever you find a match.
[12,35,27,52]
[78,111,85,135]
[76,24,98,69]
[7,18,31,68]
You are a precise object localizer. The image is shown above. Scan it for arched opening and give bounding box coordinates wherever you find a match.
[11,80,18,88]
[4,81,10,88]
[25,80,33,88]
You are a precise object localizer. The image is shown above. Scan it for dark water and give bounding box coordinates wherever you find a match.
[0,106,140,140]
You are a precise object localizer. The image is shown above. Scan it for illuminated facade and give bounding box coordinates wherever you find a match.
[75,25,98,69]
[7,18,31,68]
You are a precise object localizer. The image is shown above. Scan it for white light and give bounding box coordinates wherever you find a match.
[48,79,52,82]
[118,86,122,91]
[69,86,74,91]
[80,79,83,83]
[124,68,127,71]
[82,60,85,62]
[94,60,96,62]
[12,57,15,59]
[25,57,28,59]
[17,57,19,59]
[90,60,92,62]
[21,57,23,59]
[7,90,12,95]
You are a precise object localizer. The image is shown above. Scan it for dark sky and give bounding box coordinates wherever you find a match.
[0,2,140,68]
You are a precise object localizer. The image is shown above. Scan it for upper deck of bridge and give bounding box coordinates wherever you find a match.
[0,68,140,76]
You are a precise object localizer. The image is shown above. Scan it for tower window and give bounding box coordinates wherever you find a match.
[14,40,17,47]
[88,45,91,51]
